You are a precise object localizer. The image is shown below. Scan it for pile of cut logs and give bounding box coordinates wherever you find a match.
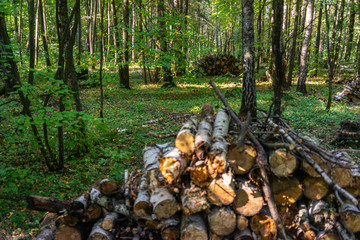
[195,54,242,76]
[334,78,360,102]
[29,82,360,240]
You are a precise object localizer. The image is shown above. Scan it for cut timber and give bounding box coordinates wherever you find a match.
[175,118,197,155]
[237,215,249,231]
[278,205,298,230]
[271,176,302,206]
[99,179,119,196]
[133,173,152,218]
[144,143,178,219]
[194,103,214,159]
[208,107,230,176]
[302,153,329,178]
[317,231,340,240]
[233,228,254,240]
[207,171,236,206]
[143,142,174,171]
[208,207,237,236]
[330,167,353,188]
[89,188,130,217]
[295,204,315,240]
[160,147,188,183]
[84,204,102,222]
[228,144,257,175]
[26,195,71,213]
[34,228,56,240]
[303,176,329,200]
[181,186,209,215]
[250,213,277,240]
[269,149,297,177]
[54,225,81,240]
[233,181,264,216]
[101,212,119,231]
[346,177,360,197]
[340,203,360,233]
[148,170,178,219]
[190,160,212,187]
[88,218,113,240]
[180,214,208,240]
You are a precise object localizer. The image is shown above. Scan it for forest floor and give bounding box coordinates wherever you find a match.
[0,69,359,238]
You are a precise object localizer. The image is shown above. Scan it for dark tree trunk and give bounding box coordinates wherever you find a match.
[0,14,16,95]
[313,2,323,76]
[119,0,130,89]
[271,0,284,116]
[111,0,119,64]
[28,0,35,84]
[39,0,51,68]
[324,3,334,111]
[344,0,356,61]
[356,0,360,82]
[286,0,301,86]
[296,0,314,94]
[0,12,53,170]
[138,0,147,84]
[240,0,256,117]
[333,0,345,69]
[158,0,175,88]
[99,0,104,118]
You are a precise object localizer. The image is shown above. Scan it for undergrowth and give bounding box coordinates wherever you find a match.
[0,69,359,237]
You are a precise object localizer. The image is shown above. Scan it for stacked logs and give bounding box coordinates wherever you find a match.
[195,54,242,76]
[30,103,360,239]
[334,78,360,102]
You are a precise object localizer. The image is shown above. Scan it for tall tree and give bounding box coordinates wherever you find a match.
[120,0,130,89]
[28,0,35,84]
[356,0,360,82]
[271,0,285,116]
[344,0,356,61]
[313,1,323,76]
[158,0,175,88]
[296,0,314,94]
[286,0,301,86]
[240,0,256,116]
[324,2,334,111]
[39,0,51,68]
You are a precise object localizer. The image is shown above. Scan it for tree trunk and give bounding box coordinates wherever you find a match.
[28,0,35,84]
[39,0,51,68]
[119,0,130,89]
[325,2,334,111]
[158,0,175,88]
[99,0,104,118]
[240,0,256,117]
[344,0,356,61]
[286,0,301,85]
[271,0,284,115]
[356,0,360,83]
[296,0,314,94]
[314,2,323,76]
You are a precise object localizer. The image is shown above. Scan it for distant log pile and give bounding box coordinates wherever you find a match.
[332,120,360,146]
[334,79,360,102]
[195,54,242,76]
[29,82,360,240]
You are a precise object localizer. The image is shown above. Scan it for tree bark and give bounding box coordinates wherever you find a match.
[271,0,284,115]
[39,0,51,68]
[28,0,35,84]
[296,0,314,94]
[286,0,301,85]
[240,0,256,117]
[314,1,323,76]
[119,0,130,89]
[344,0,356,61]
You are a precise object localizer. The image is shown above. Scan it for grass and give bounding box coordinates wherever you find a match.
[0,69,359,238]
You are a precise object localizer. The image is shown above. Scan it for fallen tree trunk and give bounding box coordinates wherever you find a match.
[26,195,71,213]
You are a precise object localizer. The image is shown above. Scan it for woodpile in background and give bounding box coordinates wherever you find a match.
[195,54,242,76]
[29,82,360,240]
[334,78,360,102]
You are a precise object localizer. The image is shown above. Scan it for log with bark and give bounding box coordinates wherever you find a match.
[194,103,214,160]
[175,118,197,155]
[30,99,360,240]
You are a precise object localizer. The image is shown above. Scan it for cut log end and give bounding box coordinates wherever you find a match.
[208,207,237,236]
[228,144,257,175]
[250,213,277,240]
[233,183,264,217]
[269,149,297,177]
[303,176,329,200]
[271,177,302,206]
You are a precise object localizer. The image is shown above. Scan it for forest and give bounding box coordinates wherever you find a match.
[0,0,360,238]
